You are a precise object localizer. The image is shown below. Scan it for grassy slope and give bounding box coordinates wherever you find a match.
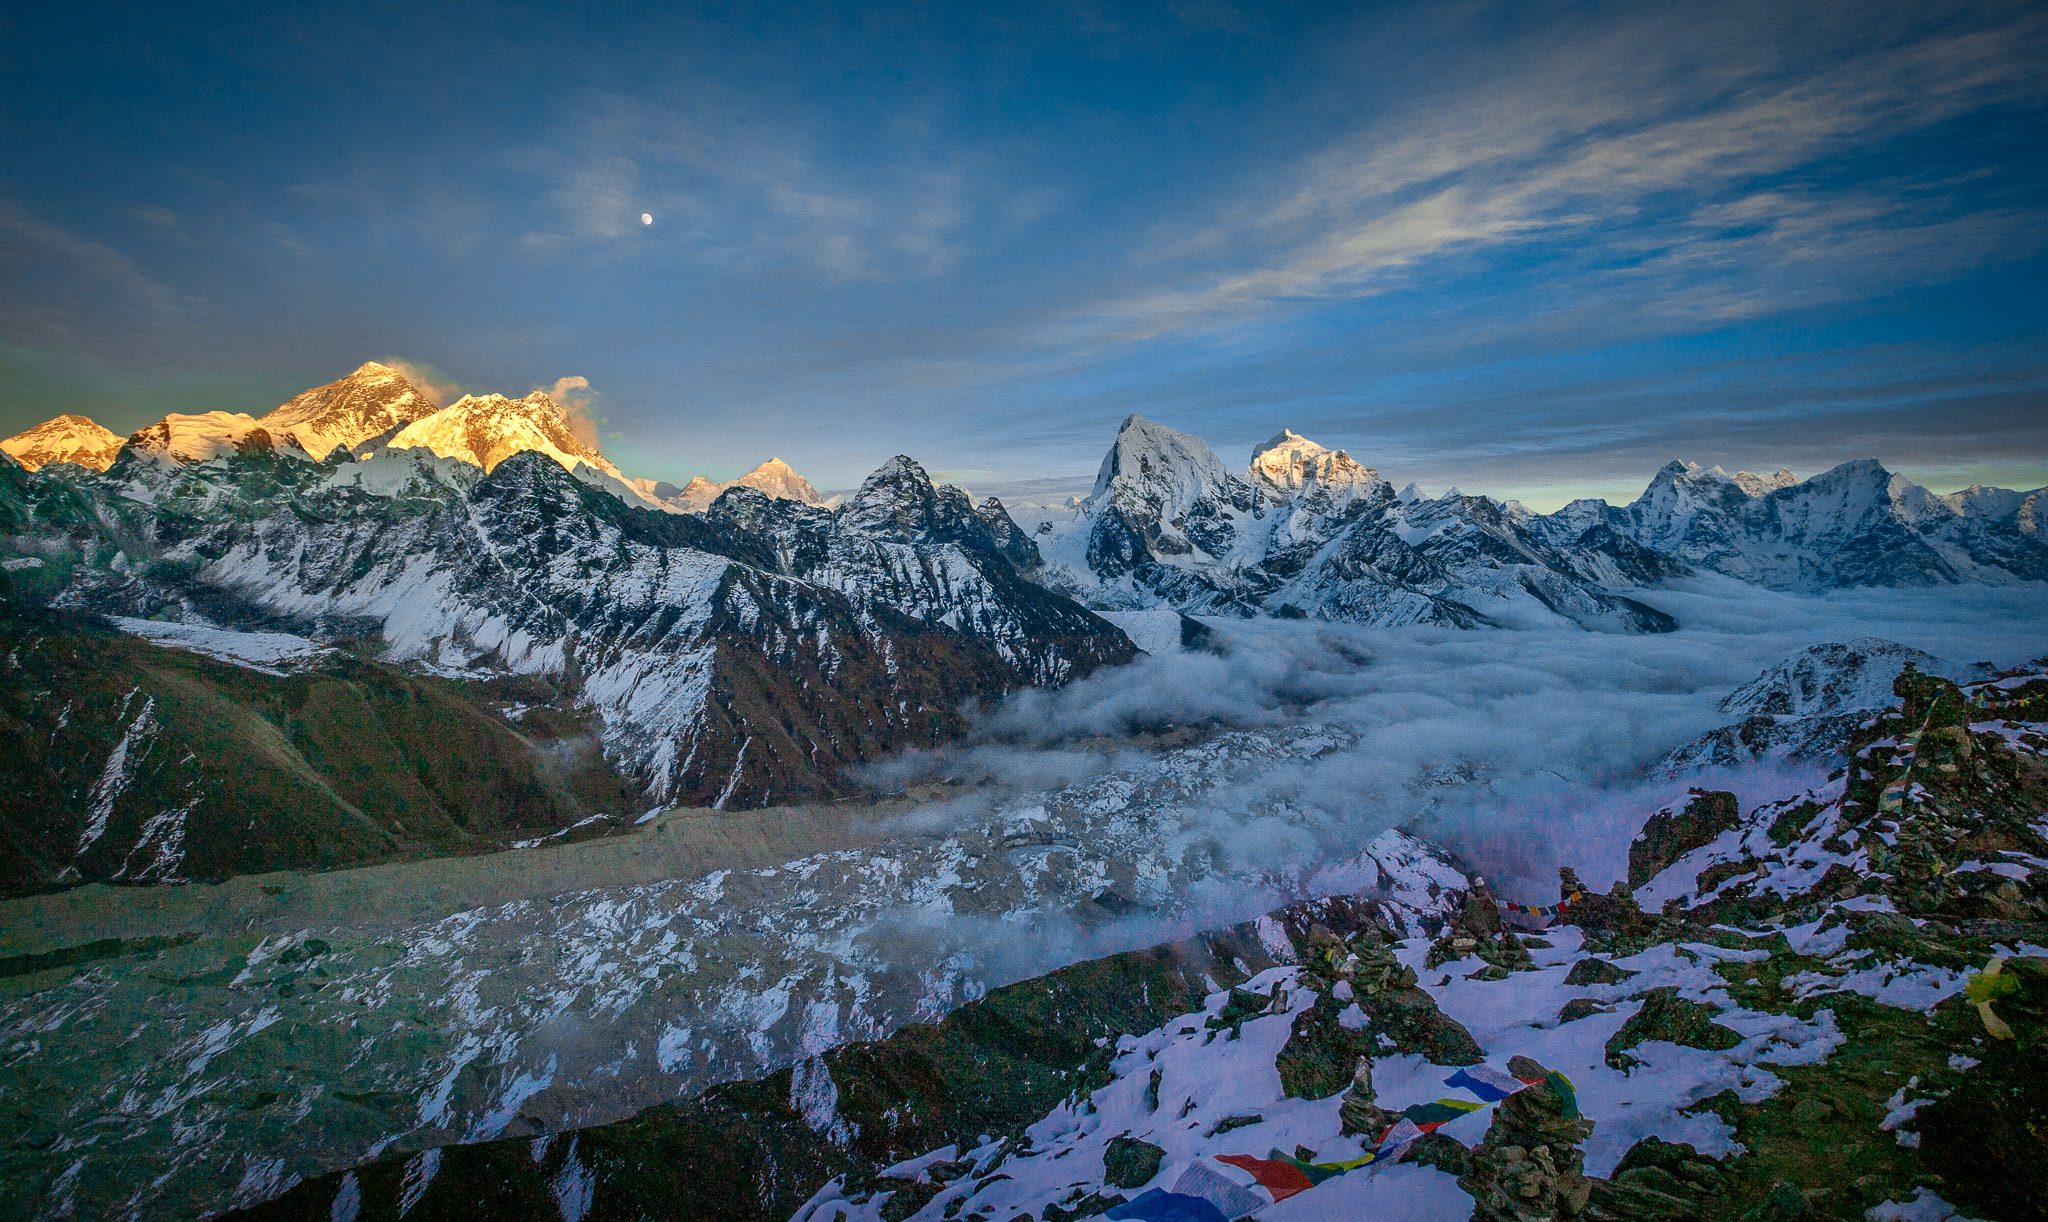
[0,599,643,898]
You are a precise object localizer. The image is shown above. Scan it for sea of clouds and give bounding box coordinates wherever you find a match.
[868,575,2047,909]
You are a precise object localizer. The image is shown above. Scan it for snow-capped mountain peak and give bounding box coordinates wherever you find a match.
[255,361,442,459]
[1246,429,1385,503]
[630,458,824,513]
[1621,456,2047,588]
[1718,637,1967,717]
[381,391,626,482]
[1090,415,1253,512]
[0,414,127,472]
[840,454,940,536]
[732,458,822,505]
[1731,466,1797,496]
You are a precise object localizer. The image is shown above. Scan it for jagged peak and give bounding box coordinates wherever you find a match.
[1246,427,1383,501]
[1090,414,1243,507]
[255,361,443,459]
[839,455,941,534]
[859,454,932,489]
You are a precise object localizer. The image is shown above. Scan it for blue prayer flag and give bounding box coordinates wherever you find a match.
[1107,1189,1230,1222]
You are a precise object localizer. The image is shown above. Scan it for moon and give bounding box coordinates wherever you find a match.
[640,213,653,225]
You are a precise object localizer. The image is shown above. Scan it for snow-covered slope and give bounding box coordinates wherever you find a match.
[125,410,301,464]
[0,414,126,471]
[253,361,441,459]
[1654,637,1988,776]
[1718,639,1972,717]
[225,664,2048,1222]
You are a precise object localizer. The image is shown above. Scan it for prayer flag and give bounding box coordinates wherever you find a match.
[1397,1098,1483,1131]
[1214,1154,1316,1202]
[1170,1162,1267,1221]
[1106,1189,1229,1222]
[1444,1065,1528,1102]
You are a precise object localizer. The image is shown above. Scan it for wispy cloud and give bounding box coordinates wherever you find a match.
[1071,6,2048,345]
[538,374,602,449]
[380,358,464,407]
[0,200,182,344]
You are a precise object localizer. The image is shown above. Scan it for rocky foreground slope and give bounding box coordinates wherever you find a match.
[209,660,2048,1222]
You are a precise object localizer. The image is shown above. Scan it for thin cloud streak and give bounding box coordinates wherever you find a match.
[1060,7,2048,347]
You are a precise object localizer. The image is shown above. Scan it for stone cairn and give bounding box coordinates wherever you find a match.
[1458,1056,1596,1221]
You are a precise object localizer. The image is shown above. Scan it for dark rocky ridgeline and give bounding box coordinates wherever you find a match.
[0,600,640,898]
[0,446,1136,882]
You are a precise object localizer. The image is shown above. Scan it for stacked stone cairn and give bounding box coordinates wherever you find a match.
[1427,876,1537,978]
[1459,1056,1596,1221]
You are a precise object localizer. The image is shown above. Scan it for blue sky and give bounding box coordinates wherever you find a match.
[3,0,2044,507]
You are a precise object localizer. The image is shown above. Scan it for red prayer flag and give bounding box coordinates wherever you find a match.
[1213,1154,1314,1202]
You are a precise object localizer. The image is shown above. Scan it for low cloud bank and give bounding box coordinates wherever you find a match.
[875,576,2047,899]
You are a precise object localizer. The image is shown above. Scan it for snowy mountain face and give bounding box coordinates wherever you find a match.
[379,390,630,484]
[254,361,442,459]
[1032,416,1678,632]
[1020,419,2044,633]
[2,443,1132,815]
[1654,637,1988,776]
[1717,638,1973,718]
[0,414,126,472]
[126,410,309,464]
[1618,459,2048,590]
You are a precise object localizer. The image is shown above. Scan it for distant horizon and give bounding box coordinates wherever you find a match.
[6,0,2044,517]
[10,360,2040,516]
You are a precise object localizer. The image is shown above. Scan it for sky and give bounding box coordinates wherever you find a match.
[3,0,2045,509]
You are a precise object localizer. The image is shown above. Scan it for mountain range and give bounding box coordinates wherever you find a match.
[1020,416,2046,631]
[3,363,2044,895]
